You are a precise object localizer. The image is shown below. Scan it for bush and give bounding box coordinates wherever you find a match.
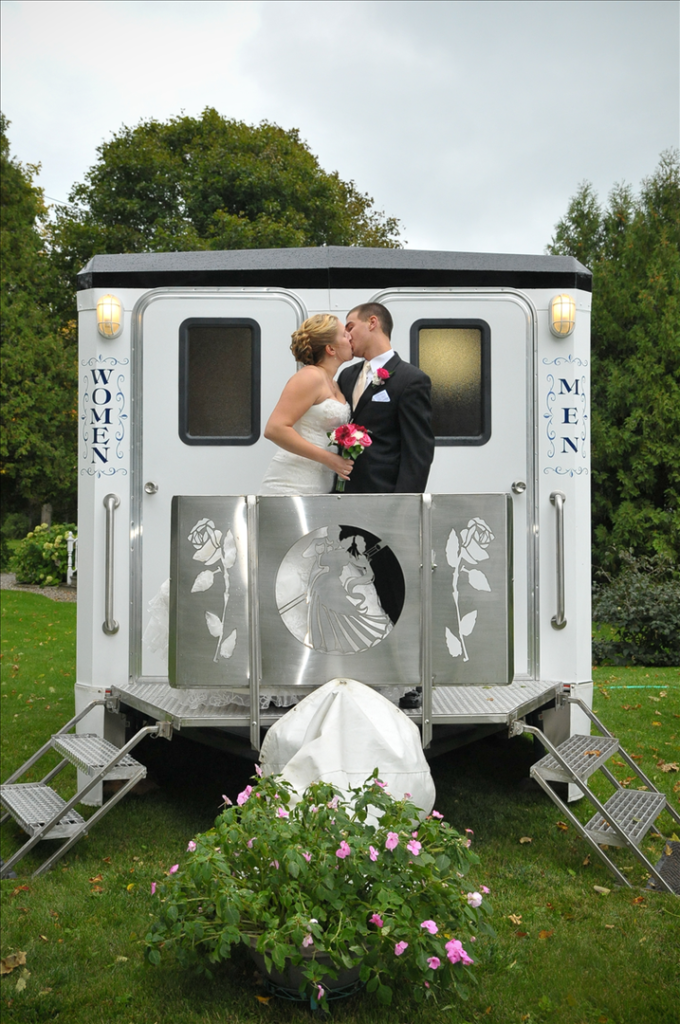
[592,553,680,667]
[11,522,77,586]
[1,512,31,540]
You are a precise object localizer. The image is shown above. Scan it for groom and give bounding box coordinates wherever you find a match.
[338,303,434,493]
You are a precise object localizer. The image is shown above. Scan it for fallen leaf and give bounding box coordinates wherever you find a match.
[515,930,528,938]
[38,935,48,943]
[15,969,30,992]
[102,857,112,863]
[666,843,674,856]
[652,722,662,727]
[584,750,601,757]
[630,753,643,760]
[519,836,532,844]
[11,886,29,896]
[508,913,522,924]
[39,988,53,995]
[660,691,667,698]
[0,952,27,975]
[612,759,626,767]
[546,902,555,909]
[126,883,135,892]
[583,854,591,866]
[90,885,104,894]
[89,874,103,883]
[632,896,645,904]
[594,885,611,896]
[538,930,554,940]
[659,762,679,773]
[255,995,272,1003]
[556,821,569,831]
[604,924,615,929]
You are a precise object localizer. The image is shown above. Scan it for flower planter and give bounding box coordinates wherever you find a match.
[248,939,363,1003]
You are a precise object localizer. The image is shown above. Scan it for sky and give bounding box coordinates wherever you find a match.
[1,0,678,255]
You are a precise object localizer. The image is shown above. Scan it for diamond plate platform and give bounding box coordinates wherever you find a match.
[585,789,667,848]
[0,783,86,839]
[53,734,146,780]
[112,678,559,729]
[533,734,620,784]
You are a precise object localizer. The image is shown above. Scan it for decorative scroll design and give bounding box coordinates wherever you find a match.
[445,518,495,663]
[542,354,589,367]
[187,518,238,661]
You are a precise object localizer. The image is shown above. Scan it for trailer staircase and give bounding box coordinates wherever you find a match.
[515,691,680,894]
[0,699,171,879]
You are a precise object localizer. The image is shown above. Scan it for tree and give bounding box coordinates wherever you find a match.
[49,108,401,315]
[0,115,77,525]
[547,151,680,569]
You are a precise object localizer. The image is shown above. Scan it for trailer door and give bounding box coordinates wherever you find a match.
[131,288,305,684]
[376,291,536,681]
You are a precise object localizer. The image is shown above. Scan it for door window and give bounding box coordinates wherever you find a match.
[410,319,490,445]
[179,318,260,445]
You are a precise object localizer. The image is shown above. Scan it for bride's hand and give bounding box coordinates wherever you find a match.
[328,453,354,480]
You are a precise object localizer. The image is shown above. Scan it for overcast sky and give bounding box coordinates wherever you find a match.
[2,0,678,254]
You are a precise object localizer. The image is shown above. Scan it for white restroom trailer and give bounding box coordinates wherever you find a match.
[74,247,593,803]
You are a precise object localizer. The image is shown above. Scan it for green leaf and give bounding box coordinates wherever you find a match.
[377,983,393,1004]
[147,949,161,966]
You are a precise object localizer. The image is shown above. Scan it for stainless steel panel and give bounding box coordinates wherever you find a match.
[258,495,422,688]
[430,493,513,685]
[169,496,250,687]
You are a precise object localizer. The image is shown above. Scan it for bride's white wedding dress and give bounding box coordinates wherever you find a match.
[259,398,351,495]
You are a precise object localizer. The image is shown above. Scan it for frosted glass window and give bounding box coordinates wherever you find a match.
[411,320,490,446]
[179,319,260,445]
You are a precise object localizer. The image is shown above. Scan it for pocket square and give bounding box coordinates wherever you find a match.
[372,391,391,403]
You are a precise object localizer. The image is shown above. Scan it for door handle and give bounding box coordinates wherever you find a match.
[102,493,121,635]
[550,491,567,630]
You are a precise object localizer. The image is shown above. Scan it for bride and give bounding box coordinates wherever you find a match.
[260,314,354,495]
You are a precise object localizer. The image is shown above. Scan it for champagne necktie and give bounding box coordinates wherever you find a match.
[351,361,370,410]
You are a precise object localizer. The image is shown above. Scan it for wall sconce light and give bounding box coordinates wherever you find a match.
[549,294,576,338]
[96,294,123,338]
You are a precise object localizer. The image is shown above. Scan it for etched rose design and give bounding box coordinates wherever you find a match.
[445,517,495,663]
[459,518,495,564]
[188,518,224,565]
[188,518,238,661]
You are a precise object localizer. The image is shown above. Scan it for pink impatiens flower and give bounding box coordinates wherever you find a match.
[445,938,474,966]
[467,892,483,908]
[431,810,444,819]
[385,832,399,851]
[336,840,351,859]
[269,860,279,869]
[465,828,474,835]
[150,882,156,895]
[169,864,179,875]
[374,779,387,789]
[406,839,422,856]
[404,792,411,798]
[247,838,254,848]
[369,913,384,928]
[302,851,312,863]
[369,845,379,862]
[187,840,197,852]
[237,785,252,806]
[420,920,438,934]
[394,941,409,956]
[427,956,441,970]
[220,794,232,807]
[254,764,263,777]
[316,985,324,1000]
[481,885,490,894]
[277,807,289,818]
[327,796,339,810]
[302,933,314,947]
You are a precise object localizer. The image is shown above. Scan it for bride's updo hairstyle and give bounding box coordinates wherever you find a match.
[291,314,339,366]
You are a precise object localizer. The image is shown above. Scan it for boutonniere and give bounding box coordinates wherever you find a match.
[371,367,391,387]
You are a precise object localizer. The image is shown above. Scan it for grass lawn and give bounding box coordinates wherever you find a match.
[1,590,679,1024]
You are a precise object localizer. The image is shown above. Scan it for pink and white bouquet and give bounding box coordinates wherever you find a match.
[327,423,372,492]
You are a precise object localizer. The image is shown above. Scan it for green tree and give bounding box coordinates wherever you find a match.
[0,115,77,525]
[49,108,400,315]
[548,151,680,569]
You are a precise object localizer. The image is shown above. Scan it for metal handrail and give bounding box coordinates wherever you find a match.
[550,491,567,629]
[103,493,120,635]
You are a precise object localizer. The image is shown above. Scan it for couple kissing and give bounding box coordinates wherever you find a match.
[259,302,435,496]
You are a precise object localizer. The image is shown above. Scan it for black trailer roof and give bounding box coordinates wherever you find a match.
[77,246,592,292]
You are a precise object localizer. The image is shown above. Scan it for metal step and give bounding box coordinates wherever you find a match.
[533,733,620,784]
[0,783,86,839]
[585,788,667,848]
[53,734,146,780]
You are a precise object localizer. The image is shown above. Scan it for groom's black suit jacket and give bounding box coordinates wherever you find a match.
[337,354,435,493]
